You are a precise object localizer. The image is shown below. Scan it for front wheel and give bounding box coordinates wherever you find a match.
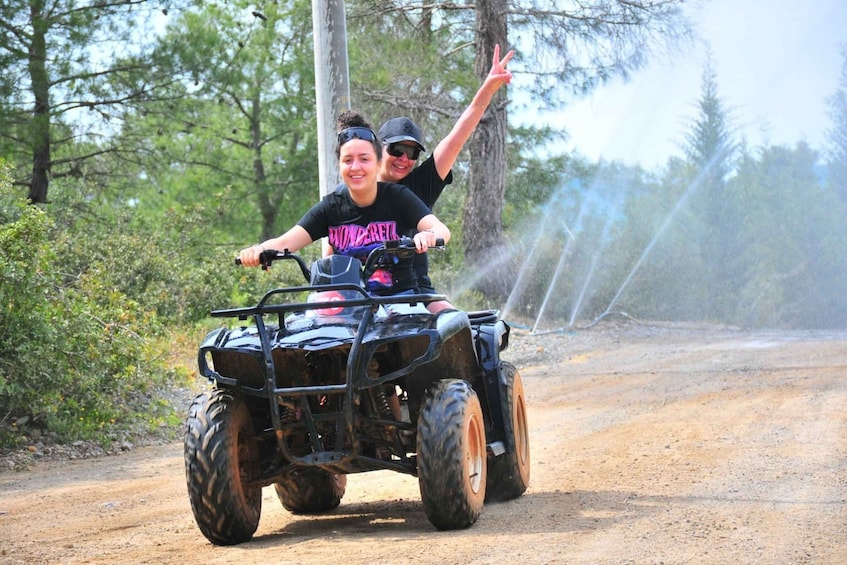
[486,362,530,501]
[184,390,261,545]
[417,379,487,530]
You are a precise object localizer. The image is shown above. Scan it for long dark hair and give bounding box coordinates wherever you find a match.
[335,110,381,160]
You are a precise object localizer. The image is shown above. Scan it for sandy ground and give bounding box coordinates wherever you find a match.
[1,322,845,564]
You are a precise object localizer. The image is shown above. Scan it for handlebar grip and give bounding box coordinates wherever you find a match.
[435,238,445,247]
[235,249,275,270]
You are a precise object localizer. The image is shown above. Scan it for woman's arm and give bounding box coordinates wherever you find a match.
[414,214,451,253]
[432,44,514,180]
[238,225,314,267]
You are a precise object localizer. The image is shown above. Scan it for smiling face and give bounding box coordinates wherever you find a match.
[339,138,379,205]
[379,141,421,183]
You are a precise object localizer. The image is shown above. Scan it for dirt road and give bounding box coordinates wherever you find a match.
[2,323,845,564]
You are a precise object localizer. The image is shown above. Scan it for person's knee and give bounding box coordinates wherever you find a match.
[426,300,454,313]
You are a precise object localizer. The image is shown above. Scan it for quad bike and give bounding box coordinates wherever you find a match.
[184,238,530,545]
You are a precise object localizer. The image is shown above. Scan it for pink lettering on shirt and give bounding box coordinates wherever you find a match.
[328,221,398,256]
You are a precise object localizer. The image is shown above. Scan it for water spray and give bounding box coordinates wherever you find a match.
[502,195,563,321]
[567,195,621,327]
[524,149,724,334]
[588,153,720,328]
[531,223,577,334]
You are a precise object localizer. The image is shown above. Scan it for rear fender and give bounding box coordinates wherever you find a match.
[472,318,512,445]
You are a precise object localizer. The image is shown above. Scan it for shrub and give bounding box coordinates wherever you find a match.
[0,174,181,447]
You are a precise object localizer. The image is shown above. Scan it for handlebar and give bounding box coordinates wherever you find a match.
[235,236,444,273]
[362,236,443,279]
[235,249,311,280]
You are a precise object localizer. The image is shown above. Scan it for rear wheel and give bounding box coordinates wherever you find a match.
[486,362,530,501]
[273,468,346,513]
[417,379,486,530]
[184,390,261,545]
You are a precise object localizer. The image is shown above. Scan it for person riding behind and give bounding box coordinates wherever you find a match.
[377,44,514,311]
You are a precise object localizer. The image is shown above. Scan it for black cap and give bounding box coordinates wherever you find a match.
[378,117,425,152]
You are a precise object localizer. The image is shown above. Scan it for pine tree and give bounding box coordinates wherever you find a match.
[681,56,738,319]
[825,49,847,202]
[0,1,168,204]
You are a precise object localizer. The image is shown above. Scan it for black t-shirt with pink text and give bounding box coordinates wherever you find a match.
[297,182,432,294]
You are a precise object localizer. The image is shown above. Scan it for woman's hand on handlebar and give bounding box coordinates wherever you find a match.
[413,230,441,253]
[415,214,450,252]
[238,244,266,267]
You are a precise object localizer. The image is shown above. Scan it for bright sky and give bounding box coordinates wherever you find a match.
[526,0,847,170]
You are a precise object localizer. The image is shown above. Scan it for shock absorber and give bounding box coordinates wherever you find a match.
[277,402,298,423]
[367,359,394,420]
[374,388,393,420]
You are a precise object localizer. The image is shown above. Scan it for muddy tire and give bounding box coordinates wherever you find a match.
[486,362,530,502]
[417,379,487,530]
[273,468,347,513]
[184,390,261,545]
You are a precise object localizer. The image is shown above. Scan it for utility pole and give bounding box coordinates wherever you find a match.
[312,0,351,201]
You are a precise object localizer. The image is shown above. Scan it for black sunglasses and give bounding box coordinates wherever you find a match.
[337,127,377,145]
[385,142,421,161]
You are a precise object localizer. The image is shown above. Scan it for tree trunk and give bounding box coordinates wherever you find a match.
[27,3,51,204]
[464,0,511,300]
[249,93,278,241]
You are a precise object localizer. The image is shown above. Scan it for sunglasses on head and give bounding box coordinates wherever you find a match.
[385,142,421,161]
[337,127,377,145]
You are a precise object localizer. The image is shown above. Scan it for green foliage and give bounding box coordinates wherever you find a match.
[730,143,847,327]
[118,0,320,244]
[0,0,167,202]
[346,1,476,128]
[46,180,281,324]
[0,173,181,447]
